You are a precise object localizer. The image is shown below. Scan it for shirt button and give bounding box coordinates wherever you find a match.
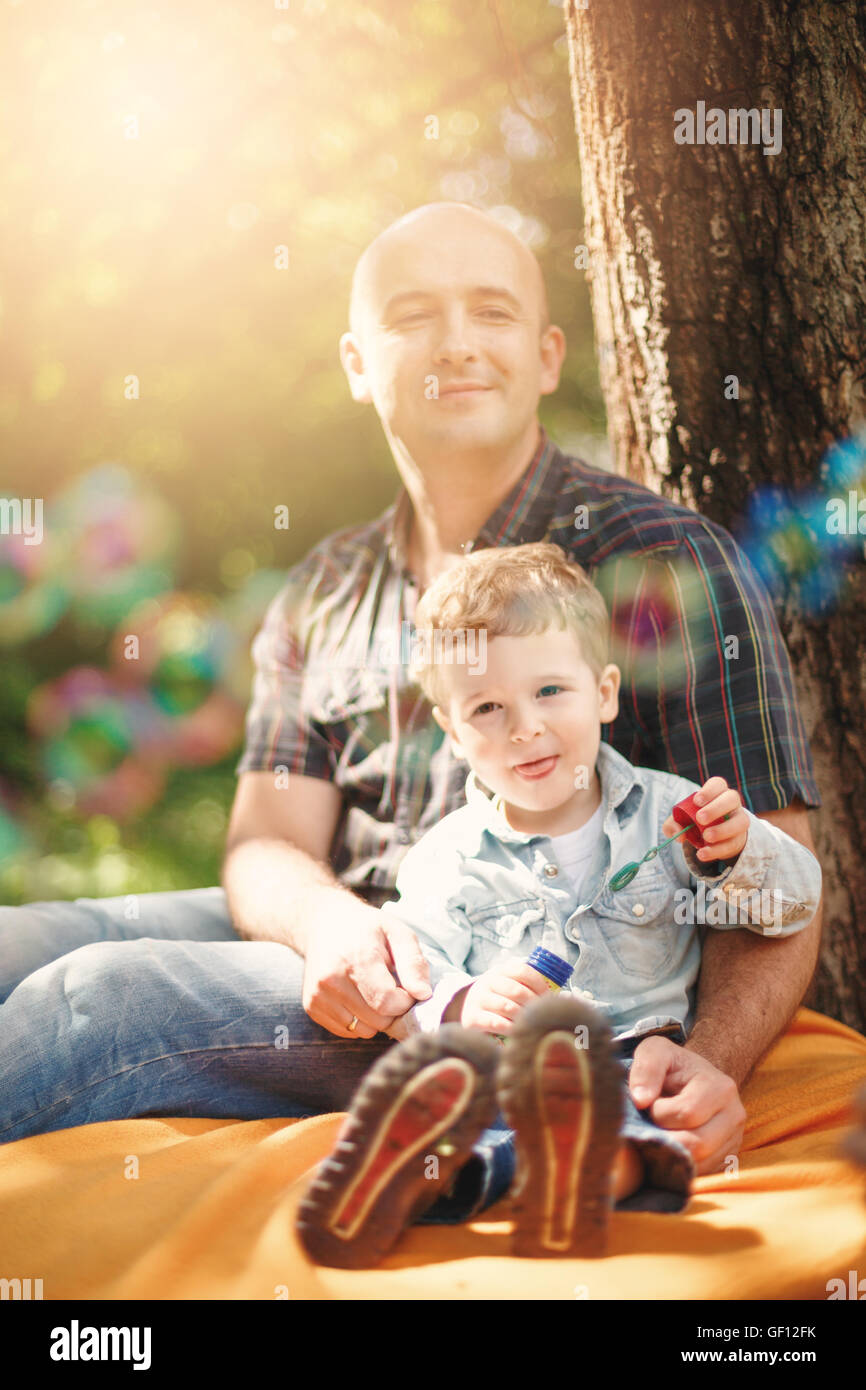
[543,864,559,878]
[632,903,645,917]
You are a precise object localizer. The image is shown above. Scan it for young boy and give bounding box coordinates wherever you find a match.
[297,543,821,1267]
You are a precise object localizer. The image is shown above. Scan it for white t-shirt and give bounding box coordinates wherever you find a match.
[547,802,605,900]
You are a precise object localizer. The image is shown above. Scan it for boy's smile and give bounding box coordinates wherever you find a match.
[432,625,621,837]
[513,753,559,779]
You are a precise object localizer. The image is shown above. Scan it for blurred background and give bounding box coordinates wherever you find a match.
[0,0,606,904]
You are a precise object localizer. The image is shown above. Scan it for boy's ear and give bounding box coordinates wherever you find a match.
[599,663,621,722]
[432,704,466,760]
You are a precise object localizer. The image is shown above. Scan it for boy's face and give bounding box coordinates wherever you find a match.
[432,625,620,828]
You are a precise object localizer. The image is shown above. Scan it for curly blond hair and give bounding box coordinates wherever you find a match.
[410,541,609,709]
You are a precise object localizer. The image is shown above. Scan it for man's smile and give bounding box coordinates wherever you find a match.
[437,381,494,398]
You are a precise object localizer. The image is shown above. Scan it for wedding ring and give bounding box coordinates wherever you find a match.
[347,1015,359,1032]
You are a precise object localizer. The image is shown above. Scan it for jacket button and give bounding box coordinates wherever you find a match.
[543,863,559,878]
[632,903,645,917]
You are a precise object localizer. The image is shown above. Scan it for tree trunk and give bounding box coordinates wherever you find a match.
[564,0,866,1031]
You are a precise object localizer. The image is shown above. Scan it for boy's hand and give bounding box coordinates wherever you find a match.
[663,776,749,864]
[459,958,551,1034]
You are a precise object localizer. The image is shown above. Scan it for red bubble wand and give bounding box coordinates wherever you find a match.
[608,792,729,892]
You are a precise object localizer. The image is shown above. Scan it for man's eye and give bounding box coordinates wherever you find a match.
[478,308,511,320]
[395,313,429,325]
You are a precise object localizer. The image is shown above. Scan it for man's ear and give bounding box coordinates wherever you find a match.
[339,331,373,404]
[538,323,567,397]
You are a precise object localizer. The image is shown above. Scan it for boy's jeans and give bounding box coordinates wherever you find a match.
[419,1033,695,1225]
[0,888,693,1216]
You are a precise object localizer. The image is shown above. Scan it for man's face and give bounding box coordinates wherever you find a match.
[341,214,564,455]
[432,625,620,829]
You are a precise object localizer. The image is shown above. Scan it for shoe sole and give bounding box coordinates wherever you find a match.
[497,993,624,1258]
[295,1026,500,1268]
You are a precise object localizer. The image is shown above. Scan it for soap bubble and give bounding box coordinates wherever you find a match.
[26,668,167,819]
[108,592,246,765]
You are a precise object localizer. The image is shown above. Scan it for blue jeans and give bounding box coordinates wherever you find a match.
[0,888,692,1217]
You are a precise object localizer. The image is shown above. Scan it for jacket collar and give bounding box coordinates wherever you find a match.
[461,741,645,851]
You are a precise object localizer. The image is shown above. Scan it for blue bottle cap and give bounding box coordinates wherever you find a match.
[526,946,574,989]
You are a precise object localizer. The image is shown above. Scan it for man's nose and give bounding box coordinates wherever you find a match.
[431,309,478,363]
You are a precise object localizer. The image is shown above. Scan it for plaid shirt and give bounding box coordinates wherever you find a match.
[236,426,820,908]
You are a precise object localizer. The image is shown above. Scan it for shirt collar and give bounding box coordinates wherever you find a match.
[461,742,645,852]
[385,423,566,580]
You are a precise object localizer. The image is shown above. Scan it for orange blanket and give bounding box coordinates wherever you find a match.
[1,1006,865,1300]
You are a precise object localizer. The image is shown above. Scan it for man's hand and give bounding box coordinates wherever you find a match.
[302,899,432,1039]
[628,1034,747,1174]
[459,958,550,1034]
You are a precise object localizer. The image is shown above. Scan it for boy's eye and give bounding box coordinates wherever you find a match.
[538,684,562,697]
[473,701,499,716]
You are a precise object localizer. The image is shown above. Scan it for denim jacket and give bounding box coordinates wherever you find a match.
[380,741,822,1044]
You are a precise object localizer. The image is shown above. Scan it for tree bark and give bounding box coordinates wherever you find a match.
[565,0,866,1031]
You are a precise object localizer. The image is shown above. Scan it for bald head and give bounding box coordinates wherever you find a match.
[348,202,550,344]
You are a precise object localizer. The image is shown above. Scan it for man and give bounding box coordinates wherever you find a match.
[0,203,821,1185]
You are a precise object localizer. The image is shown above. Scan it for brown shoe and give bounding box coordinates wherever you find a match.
[497,993,624,1257]
[295,1026,500,1268]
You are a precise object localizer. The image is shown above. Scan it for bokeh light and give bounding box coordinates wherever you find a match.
[108,592,246,765]
[51,465,180,625]
[26,668,168,819]
[0,778,29,862]
[735,431,866,617]
[596,552,712,696]
[0,528,69,647]
[217,568,286,703]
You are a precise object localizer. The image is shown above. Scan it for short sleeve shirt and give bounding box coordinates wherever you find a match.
[236,425,820,908]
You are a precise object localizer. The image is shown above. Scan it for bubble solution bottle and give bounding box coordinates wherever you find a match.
[494,946,575,1043]
[525,946,574,992]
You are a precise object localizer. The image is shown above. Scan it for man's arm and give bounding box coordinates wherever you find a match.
[223,769,346,955]
[684,796,822,1088]
[221,770,430,1037]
